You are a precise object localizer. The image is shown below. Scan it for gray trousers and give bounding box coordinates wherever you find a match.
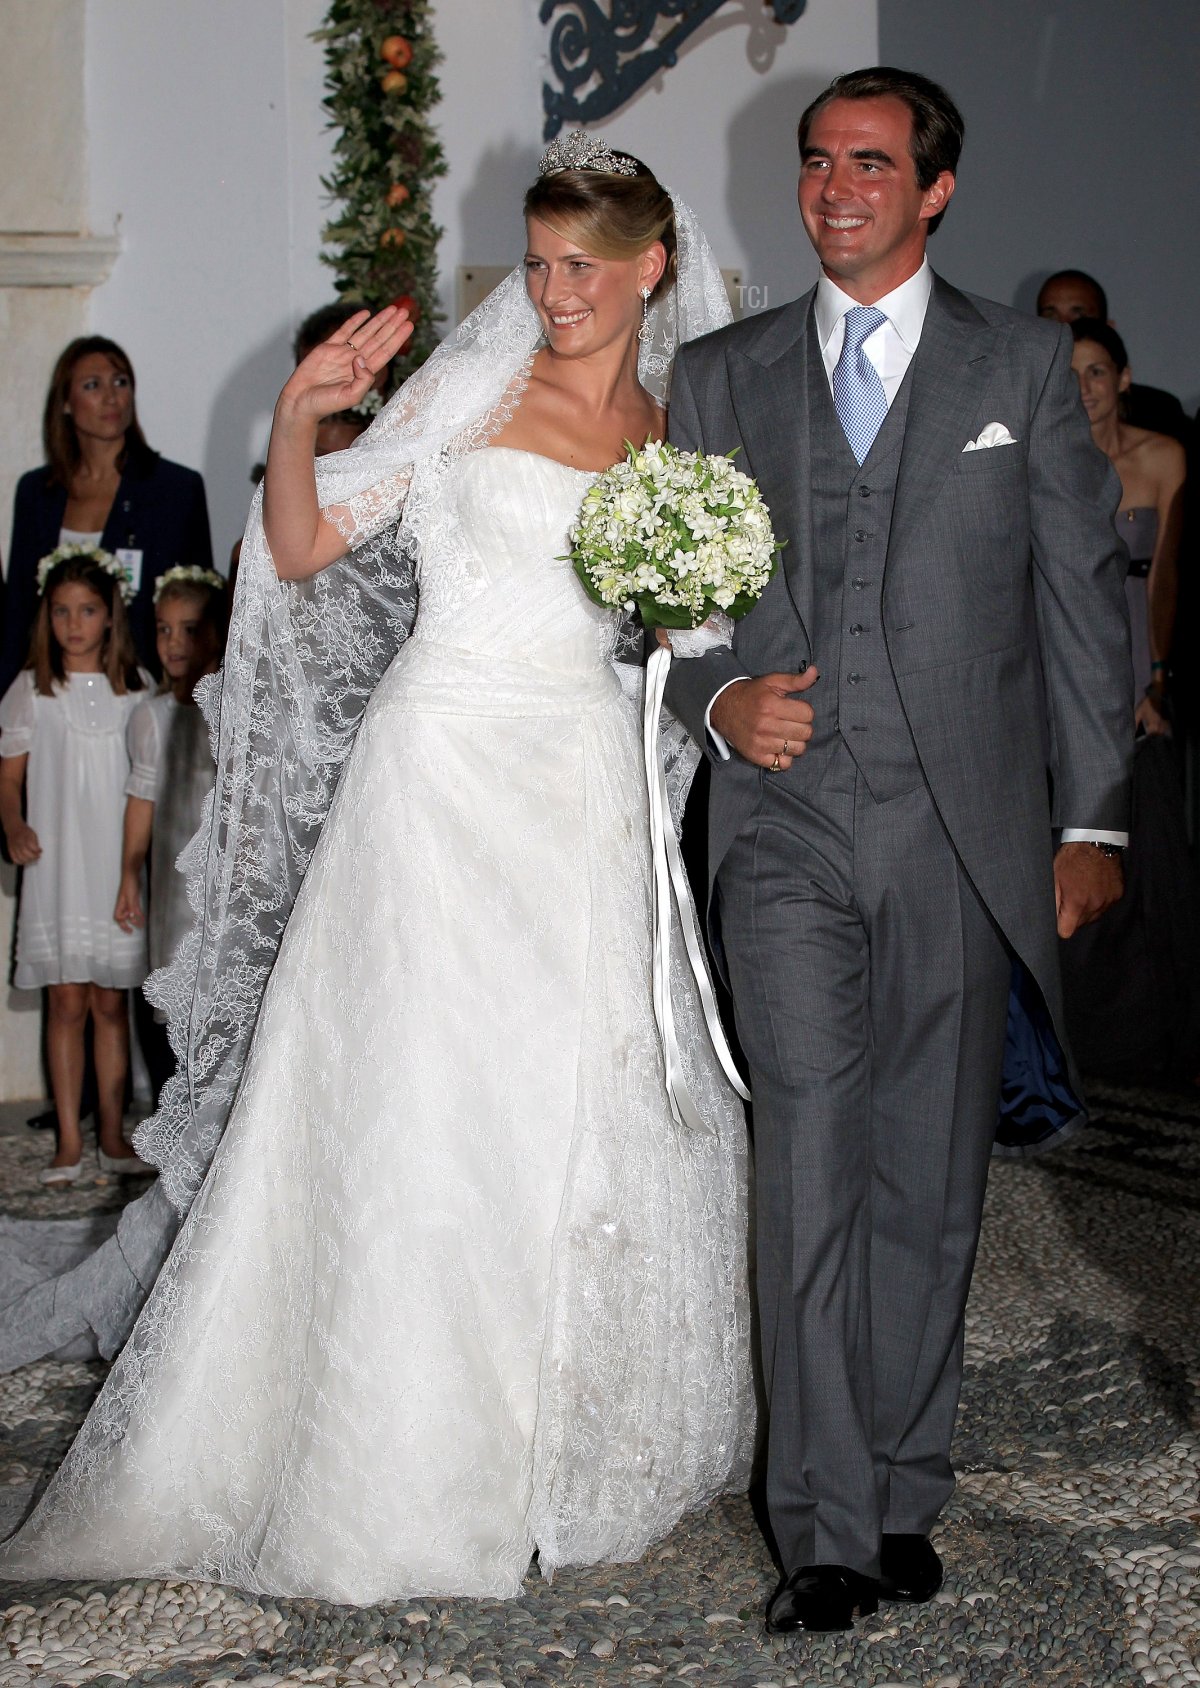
[716,743,1011,1577]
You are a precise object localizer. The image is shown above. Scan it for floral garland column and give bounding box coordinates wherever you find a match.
[317,0,447,378]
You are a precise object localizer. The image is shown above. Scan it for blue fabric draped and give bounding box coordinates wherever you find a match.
[996,959,1085,1154]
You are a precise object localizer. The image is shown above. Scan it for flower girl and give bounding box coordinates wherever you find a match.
[114,569,226,1064]
[0,548,153,1183]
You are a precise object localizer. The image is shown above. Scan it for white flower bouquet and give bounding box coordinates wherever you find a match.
[568,438,780,629]
[569,439,773,1135]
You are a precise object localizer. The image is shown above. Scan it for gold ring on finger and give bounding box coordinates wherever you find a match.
[782,740,790,756]
[346,339,358,350]
[770,753,781,773]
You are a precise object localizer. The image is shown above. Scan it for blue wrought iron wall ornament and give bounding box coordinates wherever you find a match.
[542,0,807,140]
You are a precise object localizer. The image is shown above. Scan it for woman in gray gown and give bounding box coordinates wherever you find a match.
[1059,317,1197,1079]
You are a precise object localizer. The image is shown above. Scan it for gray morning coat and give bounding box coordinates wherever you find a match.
[663,273,1134,1063]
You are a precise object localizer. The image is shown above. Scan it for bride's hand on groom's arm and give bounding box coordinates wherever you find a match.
[709,668,819,771]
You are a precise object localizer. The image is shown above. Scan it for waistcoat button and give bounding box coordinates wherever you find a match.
[854,529,866,543]
[849,624,863,636]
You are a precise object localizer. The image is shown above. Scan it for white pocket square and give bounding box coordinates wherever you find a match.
[962,422,1018,452]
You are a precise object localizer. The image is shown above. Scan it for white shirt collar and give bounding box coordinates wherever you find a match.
[815,258,934,354]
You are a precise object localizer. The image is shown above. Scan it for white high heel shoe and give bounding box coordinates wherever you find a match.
[96,1146,157,1177]
[39,1159,83,1186]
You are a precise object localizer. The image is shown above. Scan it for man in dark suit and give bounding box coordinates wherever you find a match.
[664,68,1132,1634]
[1036,269,1190,443]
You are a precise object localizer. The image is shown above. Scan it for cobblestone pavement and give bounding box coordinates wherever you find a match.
[1,1082,1197,1687]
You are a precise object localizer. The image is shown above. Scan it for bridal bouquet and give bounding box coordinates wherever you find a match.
[569,439,774,1136]
[568,439,779,628]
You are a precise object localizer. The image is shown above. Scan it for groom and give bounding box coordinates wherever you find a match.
[665,67,1132,1632]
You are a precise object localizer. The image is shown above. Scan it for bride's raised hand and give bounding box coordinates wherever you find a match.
[275,306,414,427]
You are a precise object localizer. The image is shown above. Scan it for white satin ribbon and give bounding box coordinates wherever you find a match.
[644,643,751,1133]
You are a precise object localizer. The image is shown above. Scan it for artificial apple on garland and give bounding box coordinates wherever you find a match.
[381,35,413,68]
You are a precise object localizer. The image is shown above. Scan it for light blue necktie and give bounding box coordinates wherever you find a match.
[832,305,889,465]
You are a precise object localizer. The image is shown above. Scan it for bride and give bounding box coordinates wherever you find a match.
[0,136,753,1604]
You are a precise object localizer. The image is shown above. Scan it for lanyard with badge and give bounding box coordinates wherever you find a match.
[113,499,143,592]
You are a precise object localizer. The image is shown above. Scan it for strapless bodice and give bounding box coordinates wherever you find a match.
[406,447,619,680]
[456,447,596,578]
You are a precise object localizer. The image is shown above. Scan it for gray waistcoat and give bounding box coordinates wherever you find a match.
[797,327,923,803]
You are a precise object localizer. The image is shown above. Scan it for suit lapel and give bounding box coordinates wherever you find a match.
[890,275,1004,554]
[727,292,816,640]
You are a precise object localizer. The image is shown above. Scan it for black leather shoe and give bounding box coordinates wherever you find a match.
[765,1564,880,1633]
[878,1533,943,1602]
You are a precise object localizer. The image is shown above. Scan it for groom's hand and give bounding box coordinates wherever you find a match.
[1054,842,1124,938]
[710,669,819,770]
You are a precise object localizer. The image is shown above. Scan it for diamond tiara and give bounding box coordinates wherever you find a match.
[538,131,639,179]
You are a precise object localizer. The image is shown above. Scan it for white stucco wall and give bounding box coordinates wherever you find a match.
[0,0,87,235]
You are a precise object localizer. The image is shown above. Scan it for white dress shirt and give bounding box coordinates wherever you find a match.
[702,260,1125,848]
[814,258,933,402]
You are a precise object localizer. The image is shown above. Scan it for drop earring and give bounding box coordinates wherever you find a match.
[638,285,653,346]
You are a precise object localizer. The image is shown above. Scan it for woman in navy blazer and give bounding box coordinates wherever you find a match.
[1,337,213,693]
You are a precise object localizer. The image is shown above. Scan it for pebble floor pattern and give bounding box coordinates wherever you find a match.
[0,1081,1196,1688]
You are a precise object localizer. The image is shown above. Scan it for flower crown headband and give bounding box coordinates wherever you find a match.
[36,543,135,604]
[538,131,638,178]
[153,565,227,604]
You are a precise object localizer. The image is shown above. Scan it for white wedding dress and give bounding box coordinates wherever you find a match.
[0,446,753,1604]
